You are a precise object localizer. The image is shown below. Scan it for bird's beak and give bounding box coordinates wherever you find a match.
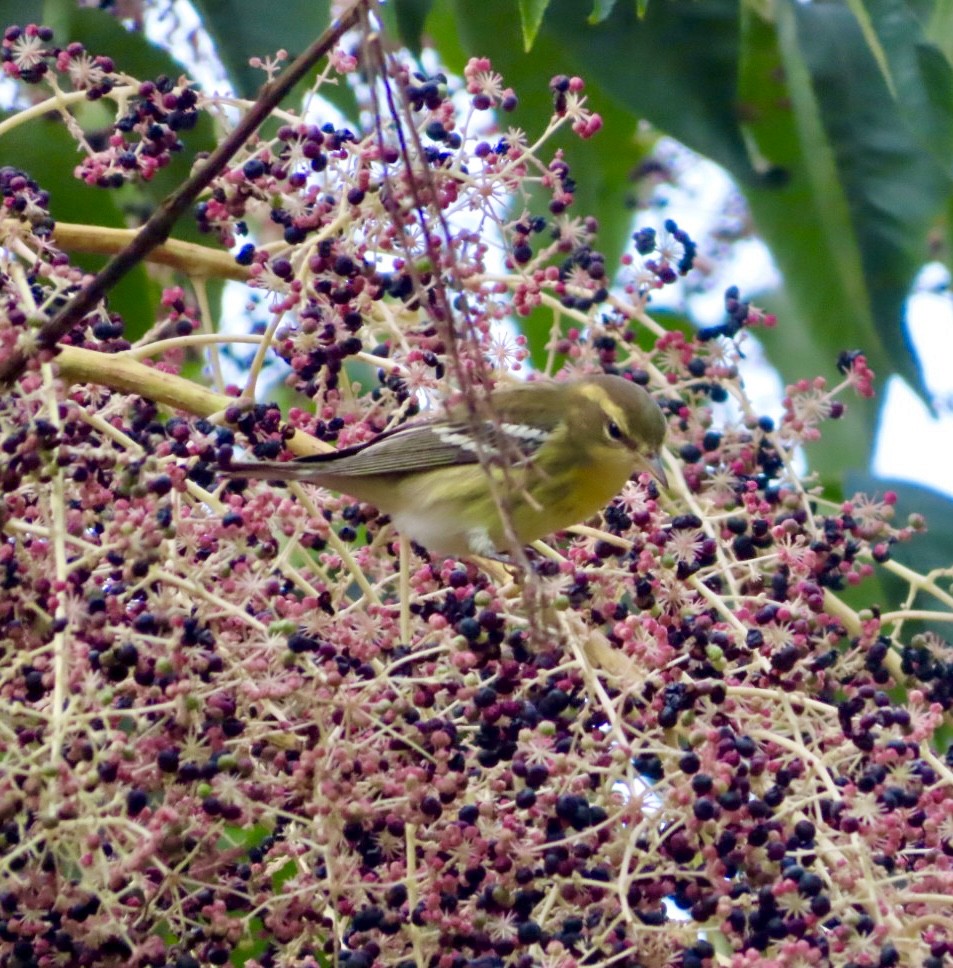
[643,453,668,489]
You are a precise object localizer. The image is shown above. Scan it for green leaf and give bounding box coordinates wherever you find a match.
[842,0,895,94]
[423,0,469,71]
[390,0,435,52]
[219,822,273,851]
[271,858,298,890]
[740,3,880,390]
[934,720,953,755]
[190,0,331,99]
[539,0,754,177]
[518,0,551,50]
[848,0,953,175]
[737,7,881,477]
[588,0,619,25]
[230,916,268,966]
[926,0,953,64]
[739,0,952,425]
[0,0,43,26]
[789,1,951,399]
[911,42,953,171]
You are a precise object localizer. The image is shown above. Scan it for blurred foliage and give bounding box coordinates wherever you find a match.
[189,0,330,98]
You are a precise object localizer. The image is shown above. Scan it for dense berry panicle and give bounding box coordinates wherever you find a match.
[0,30,949,968]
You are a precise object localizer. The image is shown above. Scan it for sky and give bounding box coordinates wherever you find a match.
[874,284,953,496]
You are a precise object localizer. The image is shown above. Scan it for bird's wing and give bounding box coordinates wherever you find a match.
[288,412,551,478]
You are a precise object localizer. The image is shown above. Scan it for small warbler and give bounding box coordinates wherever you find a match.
[224,374,667,557]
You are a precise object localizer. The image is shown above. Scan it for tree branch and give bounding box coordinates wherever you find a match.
[51,222,250,281]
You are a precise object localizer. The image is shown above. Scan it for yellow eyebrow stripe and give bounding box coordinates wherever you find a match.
[576,382,628,428]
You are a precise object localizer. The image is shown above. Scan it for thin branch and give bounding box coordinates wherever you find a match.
[51,222,250,281]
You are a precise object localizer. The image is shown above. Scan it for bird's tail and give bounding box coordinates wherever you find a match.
[222,459,329,482]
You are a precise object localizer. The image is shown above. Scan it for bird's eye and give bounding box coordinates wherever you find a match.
[606,420,623,441]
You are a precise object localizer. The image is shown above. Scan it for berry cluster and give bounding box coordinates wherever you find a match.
[0,25,951,968]
[2,23,197,188]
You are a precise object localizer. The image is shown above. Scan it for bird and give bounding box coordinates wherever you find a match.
[223,373,667,557]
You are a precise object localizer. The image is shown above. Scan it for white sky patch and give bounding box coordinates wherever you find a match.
[874,377,953,494]
[873,270,953,496]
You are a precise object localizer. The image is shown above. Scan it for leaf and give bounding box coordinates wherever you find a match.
[538,0,754,177]
[925,0,953,64]
[231,916,269,965]
[220,822,273,851]
[739,0,952,421]
[789,1,951,399]
[755,289,881,480]
[736,10,883,475]
[190,0,331,99]
[842,0,895,94]
[739,4,881,394]
[390,0,435,53]
[911,42,953,170]
[0,0,43,26]
[588,0,619,25]
[518,0,551,50]
[935,721,953,756]
[422,1,469,71]
[851,0,953,175]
